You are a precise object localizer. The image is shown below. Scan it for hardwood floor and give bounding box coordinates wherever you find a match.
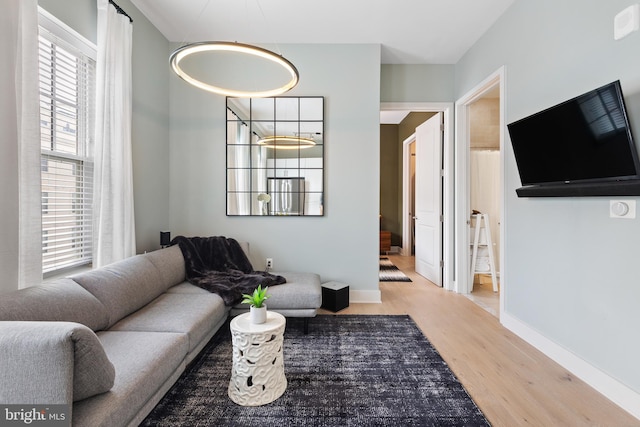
[318,255,640,427]
[466,274,500,318]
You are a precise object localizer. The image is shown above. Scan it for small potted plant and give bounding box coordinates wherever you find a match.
[241,285,270,324]
[257,193,271,215]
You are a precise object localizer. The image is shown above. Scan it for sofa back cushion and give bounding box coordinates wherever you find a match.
[71,255,167,327]
[142,245,186,290]
[0,278,109,331]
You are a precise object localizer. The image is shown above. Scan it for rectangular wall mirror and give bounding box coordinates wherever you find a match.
[226,96,324,216]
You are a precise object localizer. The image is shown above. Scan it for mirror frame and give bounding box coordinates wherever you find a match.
[226,96,325,216]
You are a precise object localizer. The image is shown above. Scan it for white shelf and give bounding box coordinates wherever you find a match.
[469,213,498,292]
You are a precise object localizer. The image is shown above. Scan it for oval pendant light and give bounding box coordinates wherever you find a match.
[170,41,299,98]
[256,135,316,150]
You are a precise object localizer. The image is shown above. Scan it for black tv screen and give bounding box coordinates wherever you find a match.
[507,80,640,187]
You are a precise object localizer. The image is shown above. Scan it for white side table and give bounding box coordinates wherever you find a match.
[228,311,287,406]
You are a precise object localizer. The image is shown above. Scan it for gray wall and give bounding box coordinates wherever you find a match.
[381,64,454,102]
[456,0,640,394]
[169,44,381,298]
[38,0,171,256]
[39,0,96,43]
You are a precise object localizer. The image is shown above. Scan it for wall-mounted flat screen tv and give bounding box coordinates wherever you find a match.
[507,80,640,191]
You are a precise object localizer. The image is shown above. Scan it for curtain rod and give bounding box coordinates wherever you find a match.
[109,0,133,23]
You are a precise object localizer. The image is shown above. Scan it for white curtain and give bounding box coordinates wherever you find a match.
[227,108,269,215]
[227,115,253,215]
[227,117,244,214]
[94,0,135,267]
[2,0,42,288]
[252,133,268,215]
[236,121,250,215]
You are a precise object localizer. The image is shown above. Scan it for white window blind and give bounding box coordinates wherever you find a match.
[38,25,95,274]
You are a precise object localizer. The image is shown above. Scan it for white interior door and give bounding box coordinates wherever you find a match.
[414,112,443,286]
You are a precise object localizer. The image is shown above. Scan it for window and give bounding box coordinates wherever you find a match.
[38,11,96,274]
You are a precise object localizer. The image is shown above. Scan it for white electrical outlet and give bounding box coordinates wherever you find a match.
[610,200,636,219]
[266,258,273,270]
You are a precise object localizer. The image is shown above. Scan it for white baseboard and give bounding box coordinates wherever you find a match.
[501,312,640,421]
[350,290,382,304]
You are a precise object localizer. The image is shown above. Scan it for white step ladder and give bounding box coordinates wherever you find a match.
[469,213,498,292]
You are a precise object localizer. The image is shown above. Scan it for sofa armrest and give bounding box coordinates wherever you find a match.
[0,321,115,405]
[0,321,75,405]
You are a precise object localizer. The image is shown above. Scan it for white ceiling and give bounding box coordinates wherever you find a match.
[129,0,514,64]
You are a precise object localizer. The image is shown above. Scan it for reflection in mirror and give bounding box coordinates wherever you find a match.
[226,96,324,216]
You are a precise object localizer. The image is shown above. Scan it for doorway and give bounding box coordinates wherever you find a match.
[454,67,505,317]
[380,102,455,291]
[413,113,444,286]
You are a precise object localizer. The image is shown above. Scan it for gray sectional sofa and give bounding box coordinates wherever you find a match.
[0,244,321,426]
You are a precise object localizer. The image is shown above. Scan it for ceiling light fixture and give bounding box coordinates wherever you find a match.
[169,0,299,97]
[256,136,316,149]
[170,41,299,98]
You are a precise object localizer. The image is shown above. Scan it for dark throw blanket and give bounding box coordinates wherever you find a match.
[170,236,286,306]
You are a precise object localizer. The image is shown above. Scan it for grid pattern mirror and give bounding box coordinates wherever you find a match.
[226,96,324,216]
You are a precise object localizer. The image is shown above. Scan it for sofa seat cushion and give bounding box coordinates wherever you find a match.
[165,281,212,294]
[71,256,167,327]
[234,272,322,310]
[108,292,227,353]
[73,331,189,427]
[0,279,109,331]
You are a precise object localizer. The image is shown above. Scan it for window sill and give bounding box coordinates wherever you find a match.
[43,263,93,284]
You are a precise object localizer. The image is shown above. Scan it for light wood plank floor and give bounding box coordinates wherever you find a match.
[318,255,640,427]
[466,274,500,318]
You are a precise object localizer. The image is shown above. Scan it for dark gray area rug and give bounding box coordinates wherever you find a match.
[379,257,412,282]
[142,315,490,426]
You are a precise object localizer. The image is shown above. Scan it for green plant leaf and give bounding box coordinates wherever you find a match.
[240,285,270,308]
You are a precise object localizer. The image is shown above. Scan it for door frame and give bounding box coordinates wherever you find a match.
[401,133,416,257]
[381,102,454,292]
[454,67,506,307]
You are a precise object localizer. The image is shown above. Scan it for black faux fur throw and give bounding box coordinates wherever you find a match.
[170,236,286,306]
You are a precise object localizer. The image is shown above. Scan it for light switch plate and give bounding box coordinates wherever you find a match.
[610,200,636,219]
[614,4,640,40]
